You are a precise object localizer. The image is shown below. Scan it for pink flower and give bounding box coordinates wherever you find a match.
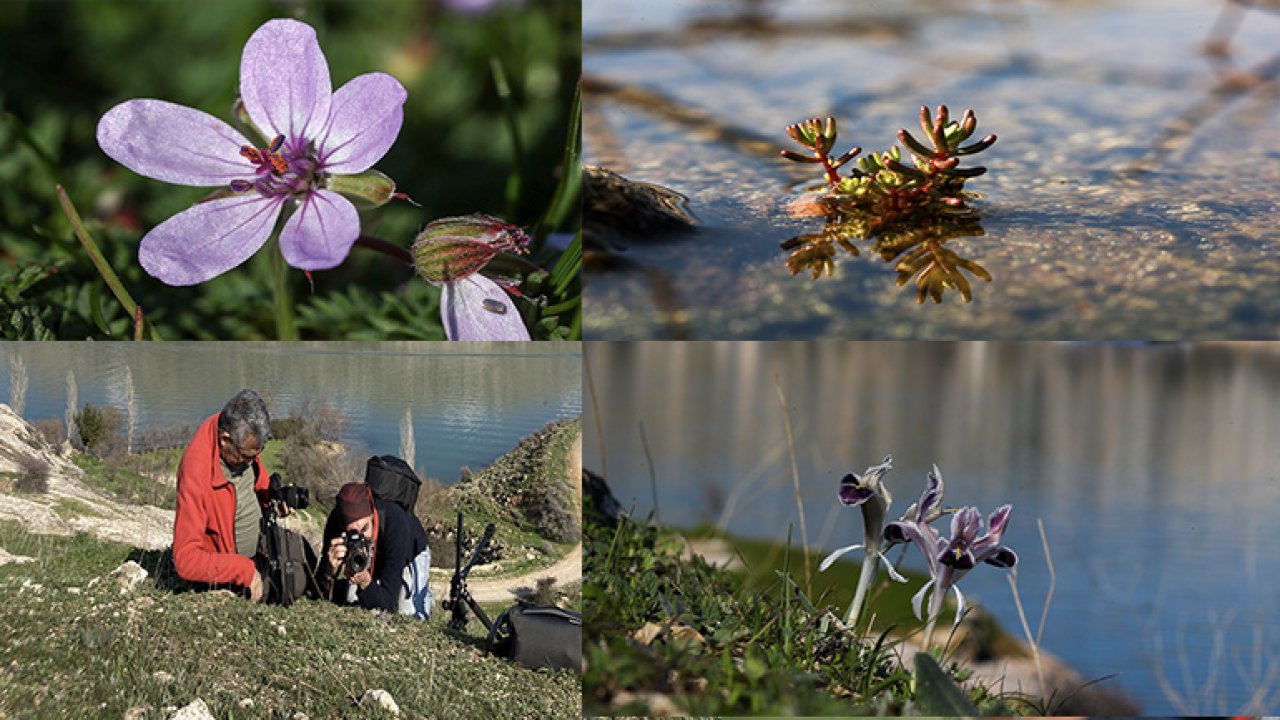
[411,214,532,340]
[96,18,406,285]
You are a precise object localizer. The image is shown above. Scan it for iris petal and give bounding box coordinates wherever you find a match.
[818,543,864,572]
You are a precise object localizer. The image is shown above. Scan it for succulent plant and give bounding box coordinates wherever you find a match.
[791,105,996,224]
[781,117,863,186]
[780,105,997,301]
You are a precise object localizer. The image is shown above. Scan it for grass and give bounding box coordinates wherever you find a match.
[0,520,579,719]
[583,507,1027,716]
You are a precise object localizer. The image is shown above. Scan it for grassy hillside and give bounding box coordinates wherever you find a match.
[0,520,579,719]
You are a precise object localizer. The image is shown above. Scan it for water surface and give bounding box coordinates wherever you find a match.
[2,342,582,484]
[584,0,1280,338]
[585,341,1280,714]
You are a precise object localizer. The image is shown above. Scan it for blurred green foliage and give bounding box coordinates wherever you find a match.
[0,0,580,339]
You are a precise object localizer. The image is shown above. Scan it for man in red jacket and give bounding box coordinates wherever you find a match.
[172,389,287,601]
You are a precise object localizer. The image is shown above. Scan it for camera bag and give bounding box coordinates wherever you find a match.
[486,601,582,671]
[364,455,421,514]
[256,518,320,607]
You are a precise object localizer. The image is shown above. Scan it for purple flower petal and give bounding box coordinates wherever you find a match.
[278,190,360,270]
[983,546,1018,568]
[240,19,332,143]
[138,195,283,285]
[318,73,407,174]
[986,504,1013,541]
[441,274,531,341]
[97,100,252,187]
[838,478,874,507]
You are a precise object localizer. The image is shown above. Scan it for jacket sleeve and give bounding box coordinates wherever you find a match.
[171,461,256,587]
[356,509,412,612]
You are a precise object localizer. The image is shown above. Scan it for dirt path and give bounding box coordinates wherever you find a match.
[439,428,583,603]
[441,541,582,604]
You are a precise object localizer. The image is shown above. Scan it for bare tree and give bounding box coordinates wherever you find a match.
[7,354,27,417]
[124,364,136,454]
[65,370,80,447]
[399,407,415,470]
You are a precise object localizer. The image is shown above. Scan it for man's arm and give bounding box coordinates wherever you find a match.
[172,467,256,587]
[355,514,411,612]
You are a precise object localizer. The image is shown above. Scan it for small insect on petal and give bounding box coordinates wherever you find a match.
[482,298,507,314]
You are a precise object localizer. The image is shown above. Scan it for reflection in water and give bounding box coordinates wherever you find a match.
[2,342,581,484]
[783,212,990,303]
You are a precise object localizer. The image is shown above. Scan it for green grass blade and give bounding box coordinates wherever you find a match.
[549,230,581,296]
[532,82,582,242]
[490,56,525,222]
[55,185,162,340]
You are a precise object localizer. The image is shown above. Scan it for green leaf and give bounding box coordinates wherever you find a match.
[533,81,582,240]
[913,651,980,715]
[549,230,581,296]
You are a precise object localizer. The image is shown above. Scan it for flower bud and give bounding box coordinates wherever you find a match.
[328,169,398,210]
[410,214,529,283]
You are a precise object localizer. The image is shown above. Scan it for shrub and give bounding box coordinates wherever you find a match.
[32,418,66,447]
[277,439,362,511]
[74,403,124,453]
[16,455,50,493]
[519,480,579,544]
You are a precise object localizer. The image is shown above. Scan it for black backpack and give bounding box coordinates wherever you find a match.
[255,514,320,607]
[487,601,582,671]
[364,455,421,513]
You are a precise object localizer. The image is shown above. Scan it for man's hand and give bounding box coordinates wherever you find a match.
[249,570,265,603]
[350,569,373,591]
[271,500,293,518]
[327,536,347,575]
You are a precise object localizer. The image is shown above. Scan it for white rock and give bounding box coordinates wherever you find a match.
[359,689,400,716]
[238,698,254,709]
[168,698,214,720]
[109,560,149,594]
[153,671,175,685]
[123,705,149,720]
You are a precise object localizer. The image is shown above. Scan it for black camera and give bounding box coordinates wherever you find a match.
[268,473,310,511]
[343,529,371,576]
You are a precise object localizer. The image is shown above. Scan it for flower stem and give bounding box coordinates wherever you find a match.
[268,234,297,340]
[845,551,877,629]
[922,576,946,650]
[55,185,162,340]
[355,235,413,265]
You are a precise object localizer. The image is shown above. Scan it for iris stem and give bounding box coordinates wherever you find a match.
[846,551,877,629]
[267,234,297,340]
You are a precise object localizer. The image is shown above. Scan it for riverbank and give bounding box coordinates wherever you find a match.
[583,470,1137,716]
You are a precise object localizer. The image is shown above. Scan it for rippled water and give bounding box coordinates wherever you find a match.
[584,0,1280,338]
[585,341,1280,714]
[1,342,582,484]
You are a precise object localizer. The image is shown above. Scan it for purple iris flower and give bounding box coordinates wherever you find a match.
[96,18,407,285]
[818,455,905,627]
[884,465,1017,648]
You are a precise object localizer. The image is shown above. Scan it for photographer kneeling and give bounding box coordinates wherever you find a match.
[318,483,433,618]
